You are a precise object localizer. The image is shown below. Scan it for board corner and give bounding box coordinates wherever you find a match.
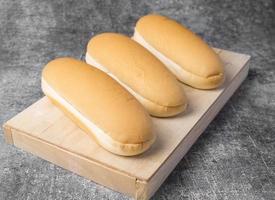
[2,122,14,144]
[135,178,150,200]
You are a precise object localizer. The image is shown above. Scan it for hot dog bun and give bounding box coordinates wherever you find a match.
[86,33,187,117]
[133,14,224,89]
[42,57,155,156]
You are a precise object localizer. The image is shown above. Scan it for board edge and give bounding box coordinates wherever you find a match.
[8,126,140,199]
[139,58,250,199]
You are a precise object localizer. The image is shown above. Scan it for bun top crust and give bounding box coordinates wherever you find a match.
[135,14,224,78]
[87,33,186,107]
[42,58,153,144]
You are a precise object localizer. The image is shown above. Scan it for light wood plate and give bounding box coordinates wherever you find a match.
[3,49,250,199]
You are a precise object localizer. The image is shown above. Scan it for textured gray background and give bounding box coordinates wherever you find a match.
[0,0,274,199]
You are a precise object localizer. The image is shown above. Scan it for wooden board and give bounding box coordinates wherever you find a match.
[3,49,250,199]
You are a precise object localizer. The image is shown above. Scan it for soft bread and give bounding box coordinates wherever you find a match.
[42,57,155,156]
[86,33,187,117]
[133,14,224,89]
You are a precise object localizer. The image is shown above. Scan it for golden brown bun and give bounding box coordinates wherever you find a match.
[134,14,224,89]
[42,57,155,156]
[86,33,187,117]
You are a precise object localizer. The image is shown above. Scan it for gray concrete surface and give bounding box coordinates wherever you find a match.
[0,0,274,199]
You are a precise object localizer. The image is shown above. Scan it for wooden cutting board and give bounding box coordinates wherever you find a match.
[3,49,250,200]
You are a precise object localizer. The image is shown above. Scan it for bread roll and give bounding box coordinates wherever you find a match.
[42,57,155,156]
[133,14,224,89]
[86,33,187,117]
